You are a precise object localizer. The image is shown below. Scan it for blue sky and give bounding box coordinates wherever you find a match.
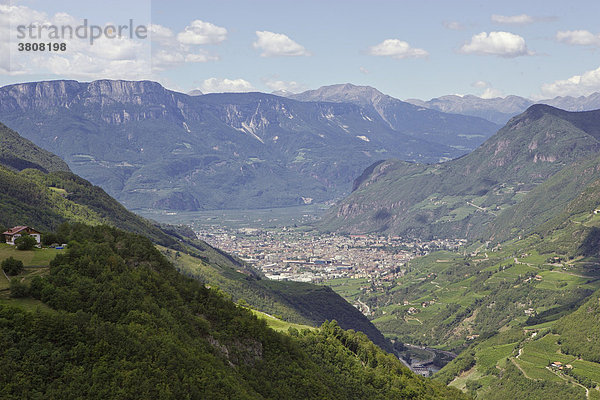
[1,0,600,100]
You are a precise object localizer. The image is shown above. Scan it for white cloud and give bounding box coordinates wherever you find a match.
[200,78,254,93]
[359,66,369,74]
[491,14,534,25]
[491,14,556,25]
[0,5,155,79]
[176,20,227,45]
[253,31,310,57]
[540,66,600,97]
[0,4,47,74]
[185,52,219,63]
[443,21,464,31]
[368,39,428,59]
[43,53,152,80]
[556,30,600,46]
[149,23,220,70]
[262,77,306,93]
[149,24,176,46]
[151,48,219,70]
[471,80,489,89]
[459,31,533,58]
[481,87,504,99]
[469,80,504,98]
[0,5,222,80]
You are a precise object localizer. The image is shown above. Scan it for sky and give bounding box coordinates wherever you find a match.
[1,0,600,100]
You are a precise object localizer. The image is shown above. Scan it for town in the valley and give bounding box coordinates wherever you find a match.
[197,227,466,285]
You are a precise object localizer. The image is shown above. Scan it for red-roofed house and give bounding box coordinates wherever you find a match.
[2,226,41,246]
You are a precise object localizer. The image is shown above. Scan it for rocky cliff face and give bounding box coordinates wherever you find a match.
[0,79,193,124]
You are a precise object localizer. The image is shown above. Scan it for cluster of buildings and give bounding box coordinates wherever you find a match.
[197,227,466,283]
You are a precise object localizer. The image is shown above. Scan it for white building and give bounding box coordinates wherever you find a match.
[2,226,42,246]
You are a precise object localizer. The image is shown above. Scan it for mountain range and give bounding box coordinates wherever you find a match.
[4,77,600,398]
[0,80,499,212]
[320,105,600,239]
[286,83,500,151]
[406,92,600,125]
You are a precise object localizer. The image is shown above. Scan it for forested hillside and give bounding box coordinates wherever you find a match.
[0,224,467,399]
[322,105,600,239]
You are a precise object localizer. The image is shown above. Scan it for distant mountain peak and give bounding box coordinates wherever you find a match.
[291,83,386,105]
[322,83,381,94]
[321,106,600,238]
[522,103,562,115]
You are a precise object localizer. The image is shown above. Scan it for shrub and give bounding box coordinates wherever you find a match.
[15,234,37,250]
[2,256,24,275]
[9,279,28,298]
[42,232,59,246]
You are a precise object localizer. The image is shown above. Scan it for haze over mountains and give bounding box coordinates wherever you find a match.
[0,80,499,212]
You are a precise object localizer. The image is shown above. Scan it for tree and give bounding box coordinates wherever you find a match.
[15,234,37,250]
[2,256,24,275]
[42,232,59,246]
[10,279,28,298]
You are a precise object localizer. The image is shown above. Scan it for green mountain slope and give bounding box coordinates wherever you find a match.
[434,275,600,399]
[0,122,70,173]
[486,153,600,242]
[321,105,600,239]
[163,248,393,351]
[0,225,467,399]
[323,171,600,398]
[0,122,395,353]
[0,165,179,247]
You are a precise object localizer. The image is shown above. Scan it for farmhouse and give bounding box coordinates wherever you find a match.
[551,361,563,370]
[2,226,41,246]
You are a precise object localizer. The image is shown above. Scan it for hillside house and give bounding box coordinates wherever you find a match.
[551,361,563,370]
[2,226,41,246]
